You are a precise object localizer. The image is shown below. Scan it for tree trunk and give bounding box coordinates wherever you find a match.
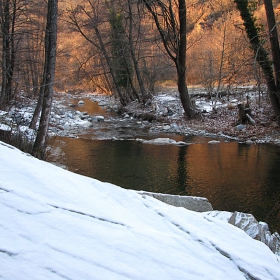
[143,0,195,118]
[32,0,58,159]
[6,0,16,101]
[94,26,127,106]
[213,16,227,110]
[0,0,10,109]
[29,85,44,129]
[177,0,195,118]
[263,0,280,92]
[128,0,145,101]
[234,0,280,124]
[0,0,17,109]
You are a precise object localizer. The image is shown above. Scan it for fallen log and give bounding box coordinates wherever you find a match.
[246,113,256,125]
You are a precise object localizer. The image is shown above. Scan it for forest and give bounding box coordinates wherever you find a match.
[0,0,280,157]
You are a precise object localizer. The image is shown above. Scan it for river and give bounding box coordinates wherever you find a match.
[47,98,280,233]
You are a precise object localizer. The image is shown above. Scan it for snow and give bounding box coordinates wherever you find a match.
[0,141,280,280]
[0,124,11,131]
[154,94,178,102]
[204,210,234,222]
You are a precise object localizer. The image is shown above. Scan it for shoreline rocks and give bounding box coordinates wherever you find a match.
[139,191,213,212]
[138,191,280,256]
[206,210,280,256]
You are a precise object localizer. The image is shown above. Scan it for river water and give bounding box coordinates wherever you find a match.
[47,98,280,233]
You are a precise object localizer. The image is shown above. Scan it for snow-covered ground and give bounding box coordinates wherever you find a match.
[0,141,279,280]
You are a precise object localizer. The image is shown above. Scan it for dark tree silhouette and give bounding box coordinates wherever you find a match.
[32,0,58,159]
[234,0,280,125]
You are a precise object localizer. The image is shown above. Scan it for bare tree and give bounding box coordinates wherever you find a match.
[32,0,58,159]
[127,0,146,100]
[213,13,229,110]
[67,0,129,105]
[0,0,47,108]
[142,0,196,118]
[0,0,18,108]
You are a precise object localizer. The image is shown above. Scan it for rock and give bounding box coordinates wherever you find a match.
[162,125,171,130]
[197,130,207,136]
[91,115,105,122]
[97,116,105,122]
[0,124,11,131]
[98,100,107,106]
[91,116,97,122]
[138,191,213,212]
[236,124,246,131]
[63,123,71,130]
[81,120,92,128]
[67,113,74,119]
[176,141,188,146]
[228,211,280,255]
[143,138,177,145]
[0,110,8,117]
[229,211,260,239]
[170,123,180,132]
[251,136,258,141]
[258,222,280,255]
[78,100,85,105]
[57,125,64,130]
[208,140,220,144]
[151,101,159,111]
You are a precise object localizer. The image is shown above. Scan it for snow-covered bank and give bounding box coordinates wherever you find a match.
[0,141,279,280]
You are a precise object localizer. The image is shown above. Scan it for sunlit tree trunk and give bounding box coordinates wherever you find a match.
[213,15,228,110]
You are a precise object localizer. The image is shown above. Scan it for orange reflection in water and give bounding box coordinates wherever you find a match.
[48,138,280,232]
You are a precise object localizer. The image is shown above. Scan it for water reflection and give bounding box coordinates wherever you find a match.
[47,137,280,232]
[71,98,108,115]
[185,143,280,232]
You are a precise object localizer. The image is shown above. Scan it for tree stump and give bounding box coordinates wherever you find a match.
[237,103,255,125]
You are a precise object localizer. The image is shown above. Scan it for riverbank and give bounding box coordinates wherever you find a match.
[56,88,280,144]
[113,88,280,145]
[0,87,280,145]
